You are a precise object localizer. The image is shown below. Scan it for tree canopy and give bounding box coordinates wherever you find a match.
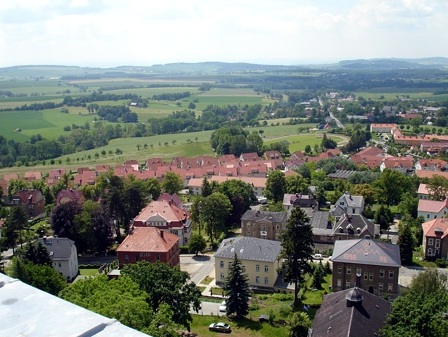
[382,269,448,337]
[121,261,201,330]
[265,170,286,203]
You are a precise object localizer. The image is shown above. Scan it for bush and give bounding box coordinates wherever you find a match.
[249,303,260,311]
[435,258,447,268]
[279,305,292,317]
[272,293,294,301]
[179,246,189,254]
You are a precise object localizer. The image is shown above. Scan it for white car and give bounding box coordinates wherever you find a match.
[219,300,227,312]
[312,253,323,260]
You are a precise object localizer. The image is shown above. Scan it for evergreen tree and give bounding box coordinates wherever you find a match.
[313,261,325,289]
[279,207,314,307]
[18,241,52,266]
[201,177,212,197]
[398,223,414,265]
[223,254,251,319]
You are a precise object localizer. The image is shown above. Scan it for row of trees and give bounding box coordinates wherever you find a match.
[210,126,264,156]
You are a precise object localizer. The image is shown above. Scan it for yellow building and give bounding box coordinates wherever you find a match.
[214,237,282,290]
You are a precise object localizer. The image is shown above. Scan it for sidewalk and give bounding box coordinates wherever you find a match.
[197,274,227,299]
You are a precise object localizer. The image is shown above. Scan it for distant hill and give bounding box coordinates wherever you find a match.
[0,58,447,79]
[337,57,448,70]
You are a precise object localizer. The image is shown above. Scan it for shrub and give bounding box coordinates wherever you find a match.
[279,305,292,317]
[179,246,189,254]
[249,303,260,311]
[272,293,294,301]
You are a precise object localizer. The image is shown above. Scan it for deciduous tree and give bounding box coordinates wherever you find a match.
[200,192,231,243]
[265,170,286,203]
[122,261,201,330]
[188,233,207,255]
[162,171,184,195]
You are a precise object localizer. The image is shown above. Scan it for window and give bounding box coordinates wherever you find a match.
[427,214,430,219]
[220,261,224,268]
[340,202,345,206]
[428,238,434,246]
[388,270,394,279]
[346,281,350,289]
[247,231,251,236]
[379,283,384,291]
[356,267,362,276]
[337,279,342,287]
[276,225,280,230]
[256,276,260,284]
[435,239,441,248]
[337,266,342,274]
[369,273,374,281]
[256,265,260,272]
[264,277,269,285]
[388,283,393,292]
[124,254,129,261]
[428,248,433,256]
[379,269,385,278]
[364,272,368,280]
[265,265,269,272]
[347,267,351,275]
[247,223,250,228]
[58,262,62,268]
[220,273,225,280]
[262,225,266,231]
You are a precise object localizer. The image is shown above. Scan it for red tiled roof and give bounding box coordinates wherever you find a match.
[416,171,448,180]
[418,199,448,213]
[134,200,188,224]
[13,189,44,204]
[116,226,178,253]
[422,218,448,239]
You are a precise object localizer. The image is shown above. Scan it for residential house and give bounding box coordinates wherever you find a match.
[417,183,434,200]
[39,237,79,281]
[331,238,401,297]
[416,170,448,180]
[264,150,282,160]
[417,199,448,220]
[241,210,288,241]
[0,173,19,198]
[329,192,364,219]
[239,152,260,162]
[157,193,183,208]
[415,158,448,171]
[24,171,42,182]
[310,211,333,244]
[56,189,86,205]
[332,214,379,241]
[214,237,282,290]
[116,226,179,268]
[132,200,191,246]
[309,287,391,337]
[370,123,397,134]
[12,189,45,218]
[380,156,414,174]
[284,158,307,172]
[282,193,318,212]
[73,169,96,186]
[422,218,448,259]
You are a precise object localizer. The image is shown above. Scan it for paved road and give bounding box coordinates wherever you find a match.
[191,300,227,317]
[329,111,345,129]
[180,254,215,285]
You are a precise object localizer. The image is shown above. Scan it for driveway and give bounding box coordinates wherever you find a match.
[180,254,215,285]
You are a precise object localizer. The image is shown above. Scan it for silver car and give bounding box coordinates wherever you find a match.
[209,322,231,333]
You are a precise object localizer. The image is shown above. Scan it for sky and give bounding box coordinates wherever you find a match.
[0,0,447,68]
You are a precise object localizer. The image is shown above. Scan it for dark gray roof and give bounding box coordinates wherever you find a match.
[282,193,318,208]
[241,210,287,223]
[214,237,281,262]
[310,211,330,230]
[332,238,401,267]
[327,170,357,179]
[310,287,391,337]
[39,237,76,260]
[332,214,376,237]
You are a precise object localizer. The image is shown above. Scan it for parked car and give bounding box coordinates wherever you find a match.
[219,300,227,312]
[209,322,231,333]
[312,253,323,260]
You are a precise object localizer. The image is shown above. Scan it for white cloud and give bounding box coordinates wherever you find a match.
[0,0,447,67]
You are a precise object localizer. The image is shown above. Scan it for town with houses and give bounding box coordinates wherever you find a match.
[2,112,448,336]
[2,118,448,336]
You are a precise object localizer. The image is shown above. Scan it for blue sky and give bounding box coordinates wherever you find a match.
[0,0,447,67]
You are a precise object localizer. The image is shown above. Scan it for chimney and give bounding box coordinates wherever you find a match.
[160,230,164,240]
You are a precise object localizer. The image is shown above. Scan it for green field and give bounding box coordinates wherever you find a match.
[354,89,448,102]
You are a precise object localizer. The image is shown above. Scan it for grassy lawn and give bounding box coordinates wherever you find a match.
[191,315,289,337]
[79,268,99,276]
[201,276,215,285]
